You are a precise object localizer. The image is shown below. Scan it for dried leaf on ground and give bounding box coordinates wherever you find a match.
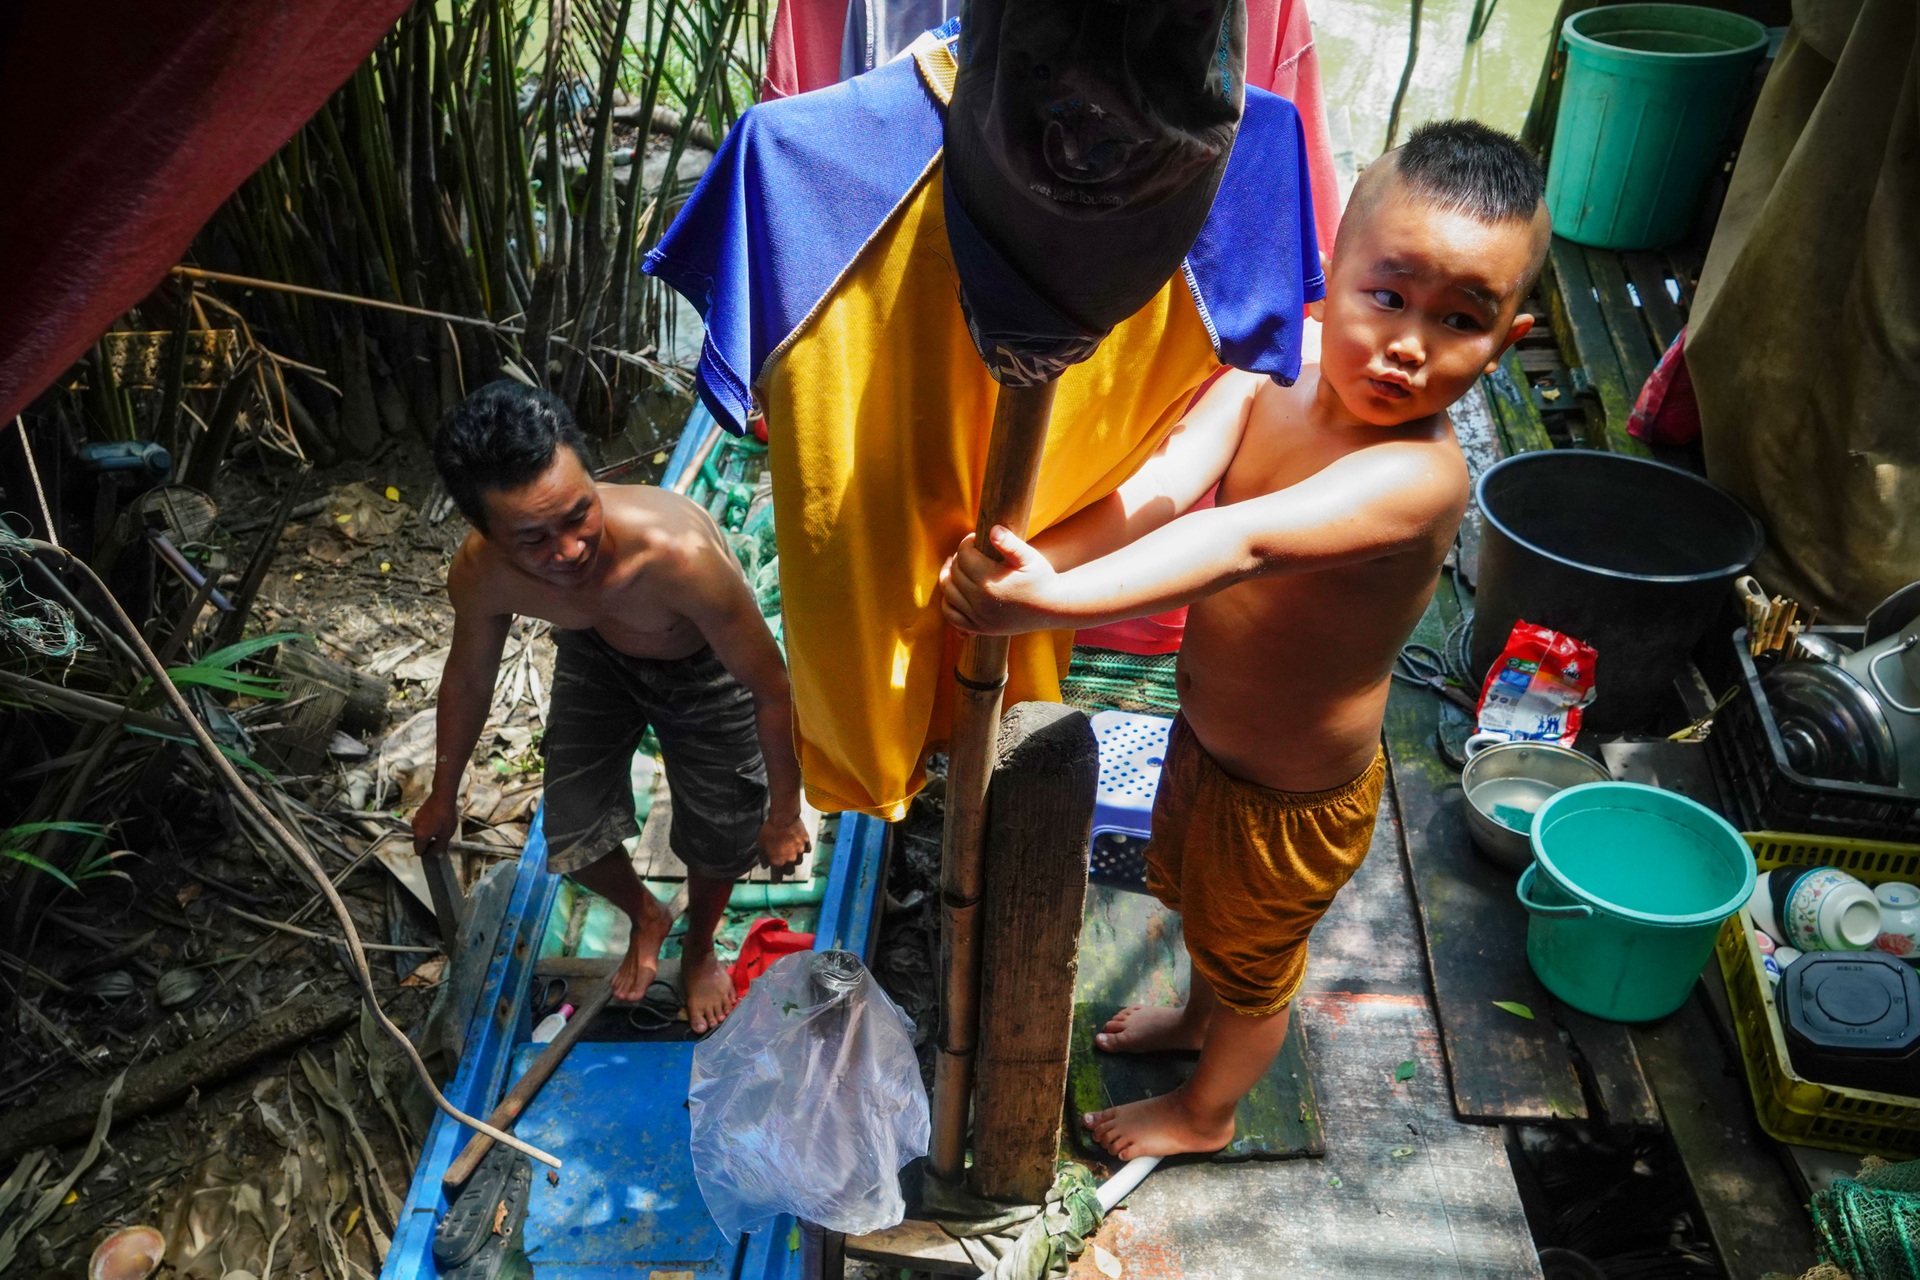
[303,529,369,568]
[0,1072,125,1271]
[325,482,411,543]
[390,647,449,686]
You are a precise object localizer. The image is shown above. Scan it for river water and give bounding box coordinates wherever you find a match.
[1311,0,1561,195]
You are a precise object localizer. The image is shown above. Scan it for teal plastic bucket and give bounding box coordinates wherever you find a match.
[1546,4,1768,249]
[1517,782,1755,1021]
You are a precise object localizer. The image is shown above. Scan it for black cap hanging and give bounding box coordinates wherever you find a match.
[943,0,1247,384]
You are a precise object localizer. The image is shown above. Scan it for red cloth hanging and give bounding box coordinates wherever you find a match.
[762,0,853,99]
[1251,0,1343,250]
[0,0,412,424]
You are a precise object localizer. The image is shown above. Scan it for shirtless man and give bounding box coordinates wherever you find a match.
[414,382,807,1031]
[941,121,1551,1155]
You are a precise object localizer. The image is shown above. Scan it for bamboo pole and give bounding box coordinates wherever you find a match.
[930,377,1059,1183]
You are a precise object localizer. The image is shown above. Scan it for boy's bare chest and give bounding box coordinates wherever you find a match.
[1216,419,1358,504]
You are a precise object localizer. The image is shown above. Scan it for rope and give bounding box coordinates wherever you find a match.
[12,419,57,549]
[0,531,562,1170]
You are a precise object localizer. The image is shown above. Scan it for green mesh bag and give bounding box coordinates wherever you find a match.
[1060,646,1180,716]
[1814,1156,1920,1279]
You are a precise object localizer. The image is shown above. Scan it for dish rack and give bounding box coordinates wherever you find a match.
[1706,627,1920,843]
[1715,831,1920,1157]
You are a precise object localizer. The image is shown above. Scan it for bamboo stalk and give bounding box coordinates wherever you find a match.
[930,378,1060,1182]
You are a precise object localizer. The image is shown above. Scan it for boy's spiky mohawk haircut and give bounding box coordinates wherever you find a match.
[1394,120,1545,224]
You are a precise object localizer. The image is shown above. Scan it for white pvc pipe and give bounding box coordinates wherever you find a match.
[1096,1156,1162,1213]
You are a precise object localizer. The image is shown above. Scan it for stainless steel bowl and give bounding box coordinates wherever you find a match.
[1460,741,1612,873]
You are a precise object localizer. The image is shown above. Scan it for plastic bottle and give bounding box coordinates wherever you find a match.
[532,1003,574,1044]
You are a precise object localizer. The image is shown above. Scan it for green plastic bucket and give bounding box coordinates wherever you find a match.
[1517,782,1755,1021]
[1546,4,1768,249]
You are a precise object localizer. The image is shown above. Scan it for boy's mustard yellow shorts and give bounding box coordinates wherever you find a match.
[1144,716,1385,1016]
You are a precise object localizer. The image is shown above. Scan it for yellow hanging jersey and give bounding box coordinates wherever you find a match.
[763,160,1222,817]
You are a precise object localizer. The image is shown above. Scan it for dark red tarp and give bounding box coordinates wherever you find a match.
[0,0,412,424]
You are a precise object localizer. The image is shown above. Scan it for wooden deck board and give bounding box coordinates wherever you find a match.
[1545,238,1648,457]
[1622,252,1686,352]
[1584,247,1659,409]
[1384,642,1588,1125]
[1058,795,1542,1279]
[1482,348,1555,457]
[1632,988,1818,1280]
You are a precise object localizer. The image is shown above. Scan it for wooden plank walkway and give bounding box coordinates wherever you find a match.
[1059,795,1542,1279]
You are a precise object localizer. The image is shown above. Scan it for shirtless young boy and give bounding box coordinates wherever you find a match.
[940,121,1552,1156]
[414,382,808,1031]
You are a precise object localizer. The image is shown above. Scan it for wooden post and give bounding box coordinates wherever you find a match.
[971,702,1096,1204]
[931,377,1060,1183]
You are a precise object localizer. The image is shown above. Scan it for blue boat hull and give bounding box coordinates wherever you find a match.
[382,810,892,1279]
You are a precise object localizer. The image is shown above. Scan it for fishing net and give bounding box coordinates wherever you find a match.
[1061,646,1180,717]
[0,524,83,658]
[1812,1155,1920,1279]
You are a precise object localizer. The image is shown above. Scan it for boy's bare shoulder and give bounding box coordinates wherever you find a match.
[1235,370,1469,522]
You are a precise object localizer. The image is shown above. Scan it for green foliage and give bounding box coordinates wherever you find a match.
[1,822,124,891]
[160,630,306,701]
[196,0,769,449]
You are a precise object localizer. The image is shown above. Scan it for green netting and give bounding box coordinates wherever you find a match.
[1813,1156,1920,1279]
[1061,645,1180,716]
[0,526,82,658]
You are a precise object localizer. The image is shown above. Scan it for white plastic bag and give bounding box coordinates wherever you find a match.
[689,949,929,1239]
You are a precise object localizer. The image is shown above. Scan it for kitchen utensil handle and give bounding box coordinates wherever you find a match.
[1517,864,1594,919]
[1867,637,1920,714]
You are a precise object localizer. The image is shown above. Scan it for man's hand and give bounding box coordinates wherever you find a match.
[939,525,1066,635]
[412,787,459,860]
[758,812,811,872]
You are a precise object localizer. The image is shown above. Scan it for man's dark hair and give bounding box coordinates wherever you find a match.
[1393,120,1545,224]
[433,381,591,531]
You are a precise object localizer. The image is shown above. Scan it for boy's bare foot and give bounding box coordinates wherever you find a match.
[1084,1090,1234,1159]
[1095,1004,1209,1054]
[684,951,738,1034]
[612,890,674,1002]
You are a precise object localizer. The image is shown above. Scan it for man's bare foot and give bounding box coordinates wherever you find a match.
[683,951,738,1034]
[1083,1089,1234,1159]
[1095,1004,1209,1054]
[612,891,674,1003]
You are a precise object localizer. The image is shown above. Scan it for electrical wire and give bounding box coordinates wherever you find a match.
[2,533,563,1170]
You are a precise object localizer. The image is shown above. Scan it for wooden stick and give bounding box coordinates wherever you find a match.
[931,378,1059,1182]
[668,423,725,496]
[442,978,616,1187]
[218,903,441,953]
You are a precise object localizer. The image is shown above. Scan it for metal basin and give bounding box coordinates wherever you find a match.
[1462,741,1612,873]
